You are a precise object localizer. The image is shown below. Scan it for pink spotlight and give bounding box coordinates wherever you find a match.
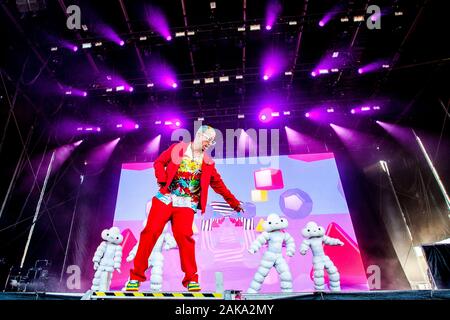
[172,82,178,88]
[175,121,181,127]
[265,25,272,30]
[119,40,125,46]
[72,46,78,52]
[128,86,134,92]
[319,20,325,27]
[351,109,356,114]
[261,114,267,121]
[311,71,317,77]
[305,112,310,118]
[82,91,88,97]
[134,124,140,129]
[166,35,172,41]
[358,68,363,74]
[263,74,269,81]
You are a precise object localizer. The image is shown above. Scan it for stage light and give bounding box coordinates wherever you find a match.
[164,121,172,126]
[210,2,216,9]
[106,88,113,92]
[382,64,390,68]
[319,69,329,74]
[373,106,381,110]
[288,21,297,25]
[261,114,267,121]
[116,124,123,128]
[353,15,364,22]
[311,71,317,77]
[266,25,272,30]
[72,46,78,52]
[128,86,134,92]
[193,79,201,84]
[86,127,93,131]
[394,11,403,16]
[82,43,92,49]
[82,24,88,31]
[155,120,162,125]
[94,42,103,47]
[175,121,181,127]
[259,107,273,123]
[82,91,88,97]
[134,124,140,129]
[77,127,83,131]
[340,17,349,22]
[283,111,291,115]
[187,31,195,36]
[319,20,325,27]
[119,40,125,46]
[238,26,246,32]
[175,32,186,37]
[139,36,147,41]
[271,112,280,117]
[263,74,269,81]
[236,75,243,79]
[351,109,356,114]
[171,82,178,88]
[332,52,339,58]
[166,35,172,41]
[331,68,339,72]
[284,71,292,76]
[361,106,370,111]
[358,68,363,74]
[250,24,261,31]
[50,47,58,51]
[326,108,335,113]
[205,77,214,84]
[305,112,310,118]
[238,114,245,119]
[116,85,125,91]
[219,76,229,82]
[198,117,205,121]
[65,91,72,95]
[147,83,154,87]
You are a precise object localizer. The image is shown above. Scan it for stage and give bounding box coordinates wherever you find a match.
[1,290,450,301]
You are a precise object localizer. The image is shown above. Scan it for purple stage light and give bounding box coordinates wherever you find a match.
[318,6,340,28]
[82,91,88,97]
[134,124,140,129]
[305,112,310,118]
[128,86,134,92]
[145,134,161,156]
[319,20,325,27]
[64,88,88,97]
[72,45,78,52]
[318,69,329,74]
[358,68,363,74]
[97,25,125,46]
[259,107,274,123]
[311,71,317,77]
[265,1,282,32]
[351,109,356,114]
[164,121,173,126]
[119,40,125,46]
[175,121,181,127]
[262,48,287,81]
[358,61,387,74]
[172,82,178,88]
[326,108,335,113]
[116,124,123,128]
[146,5,172,41]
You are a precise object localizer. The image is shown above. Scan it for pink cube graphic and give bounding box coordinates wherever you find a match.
[254,168,284,190]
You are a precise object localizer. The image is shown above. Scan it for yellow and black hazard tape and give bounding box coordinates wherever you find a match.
[92,291,223,299]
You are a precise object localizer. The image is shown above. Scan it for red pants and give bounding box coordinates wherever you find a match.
[130,197,198,287]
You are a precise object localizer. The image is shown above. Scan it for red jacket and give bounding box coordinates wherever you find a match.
[154,142,241,213]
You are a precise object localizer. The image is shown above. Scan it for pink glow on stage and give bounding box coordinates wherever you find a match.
[146,5,172,41]
[145,134,161,156]
[265,1,282,31]
[121,163,154,171]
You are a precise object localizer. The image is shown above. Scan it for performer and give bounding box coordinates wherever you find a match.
[125,125,244,292]
[300,221,344,292]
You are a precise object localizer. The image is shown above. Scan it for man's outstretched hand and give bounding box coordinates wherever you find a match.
[236,204,245,213]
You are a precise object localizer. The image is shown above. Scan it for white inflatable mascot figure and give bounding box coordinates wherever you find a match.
[91,226,123,291]
[247,213,296,293]
[300,221,344,292]
[126,221,177,291]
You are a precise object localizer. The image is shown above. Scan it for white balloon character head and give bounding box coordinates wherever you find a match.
[263,213,288,232]
[301,221,325,239]
[101,227,123,245]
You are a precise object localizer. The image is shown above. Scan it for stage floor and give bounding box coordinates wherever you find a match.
[1,290,450,300]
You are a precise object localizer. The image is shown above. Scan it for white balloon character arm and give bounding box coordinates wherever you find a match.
[284,233,296,256]
[93,241,107,266]
[114,245,122,270]
[249,232,270,253]
[299,239,311,255]
[126,243,138,262]
[163,232,178,250]
[323,235,344,246]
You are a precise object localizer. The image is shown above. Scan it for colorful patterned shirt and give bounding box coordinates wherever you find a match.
[156,145,203,211]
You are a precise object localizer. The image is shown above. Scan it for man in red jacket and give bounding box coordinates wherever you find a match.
[125,125,244,292]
